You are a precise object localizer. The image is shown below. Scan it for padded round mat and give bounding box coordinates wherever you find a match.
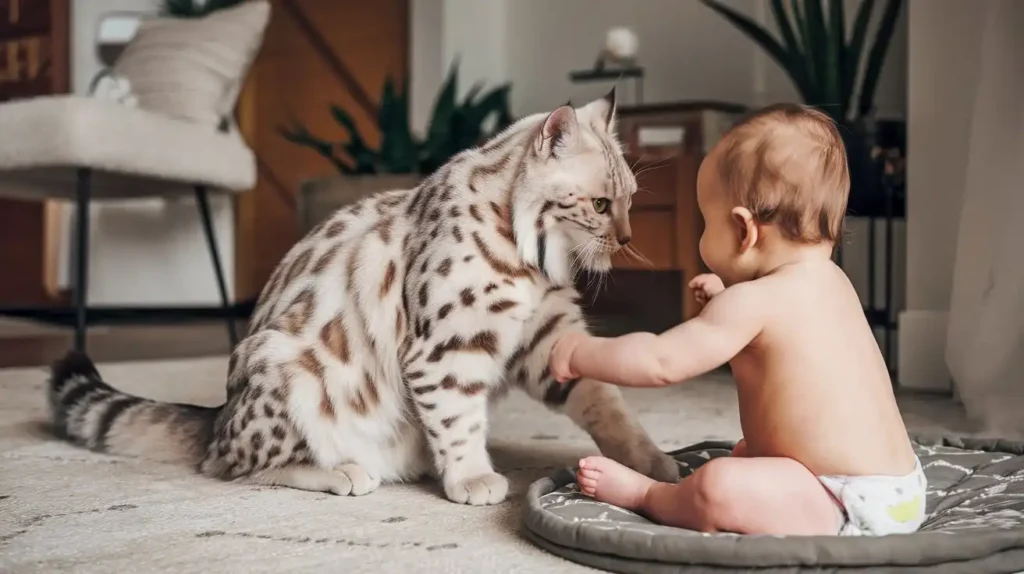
[523,436,1024,573]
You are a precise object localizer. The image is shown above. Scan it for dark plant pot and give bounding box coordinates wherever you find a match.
[840,120,906,219]
[297,174,422,235]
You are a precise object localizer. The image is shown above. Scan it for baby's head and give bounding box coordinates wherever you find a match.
[697,104,849,284]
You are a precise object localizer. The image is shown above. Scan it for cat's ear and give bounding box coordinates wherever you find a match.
[580,86,617,132]
[535,104,579,159]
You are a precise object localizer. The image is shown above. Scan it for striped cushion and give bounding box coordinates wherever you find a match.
[111,1,270,127]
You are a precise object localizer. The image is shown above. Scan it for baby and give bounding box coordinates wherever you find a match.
[549,104,925,537]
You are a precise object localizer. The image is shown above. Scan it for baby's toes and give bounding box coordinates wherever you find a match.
[576,474,598,496]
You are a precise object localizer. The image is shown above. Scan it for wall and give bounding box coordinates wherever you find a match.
[414,0,907,122]
[67,0,236,306]
[412,0,909,357]
[898,0,988,391]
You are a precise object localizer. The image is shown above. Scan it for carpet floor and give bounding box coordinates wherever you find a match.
[0,356,974,573]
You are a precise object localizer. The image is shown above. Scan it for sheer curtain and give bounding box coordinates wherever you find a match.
[945,0,1024,436]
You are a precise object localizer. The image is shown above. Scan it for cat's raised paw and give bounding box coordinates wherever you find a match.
[444,472,509,505]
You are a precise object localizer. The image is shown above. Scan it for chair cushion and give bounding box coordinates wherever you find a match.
[0,96,255,199]
[112,1,270,127]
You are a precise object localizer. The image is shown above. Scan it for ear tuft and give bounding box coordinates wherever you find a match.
[578,87,617,133]
[536,105,579,158]
[601,86,617,127]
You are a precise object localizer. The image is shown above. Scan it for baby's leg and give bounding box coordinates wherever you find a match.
[577,455,840,535]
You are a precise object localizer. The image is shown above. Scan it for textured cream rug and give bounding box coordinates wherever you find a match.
[0,357,972,573]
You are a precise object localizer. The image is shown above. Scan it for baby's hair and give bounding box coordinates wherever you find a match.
[716,103,849,244]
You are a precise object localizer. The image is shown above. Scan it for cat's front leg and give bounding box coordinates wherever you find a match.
[512,289,680,483]
[405,354,508,505]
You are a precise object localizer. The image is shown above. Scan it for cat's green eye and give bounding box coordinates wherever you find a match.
[592,198,610,214]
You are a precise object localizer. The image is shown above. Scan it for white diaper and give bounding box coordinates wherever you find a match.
[817,458,927,536]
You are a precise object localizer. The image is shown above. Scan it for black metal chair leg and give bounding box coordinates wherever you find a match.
[194,185,238,348]
[74,169,92,352]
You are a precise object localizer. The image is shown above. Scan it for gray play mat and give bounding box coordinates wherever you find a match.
[523,436,1024,573]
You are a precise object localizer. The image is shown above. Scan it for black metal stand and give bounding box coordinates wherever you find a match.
[837,161,903,381]
[67,178,239,352]
[73,169,92,352]
[194,185,238,348]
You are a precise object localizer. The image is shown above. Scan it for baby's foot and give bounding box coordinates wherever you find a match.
[576,456,655,511]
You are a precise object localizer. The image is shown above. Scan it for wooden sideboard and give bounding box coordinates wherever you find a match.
[614,152,705,321]
[600,102,747,324]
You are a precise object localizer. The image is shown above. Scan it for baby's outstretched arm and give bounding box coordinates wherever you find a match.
[551,283,764,387]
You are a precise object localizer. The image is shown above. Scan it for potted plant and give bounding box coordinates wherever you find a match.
[699,0,904,216]
[281,64,515,232]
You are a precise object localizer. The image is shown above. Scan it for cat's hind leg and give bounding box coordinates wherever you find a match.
[210,326,384,496]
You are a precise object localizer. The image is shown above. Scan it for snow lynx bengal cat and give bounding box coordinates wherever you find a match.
[48,89,680,505]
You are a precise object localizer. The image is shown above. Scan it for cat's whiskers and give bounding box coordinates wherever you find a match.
[624,243,654,269]
[632,158,672,179]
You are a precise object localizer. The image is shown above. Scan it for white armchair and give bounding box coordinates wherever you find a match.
[0,1,270,351]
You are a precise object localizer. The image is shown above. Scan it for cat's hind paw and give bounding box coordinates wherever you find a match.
[332,463,381,496]
[444,472,509,505]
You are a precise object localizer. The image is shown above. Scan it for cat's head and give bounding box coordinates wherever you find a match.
[511,88,637,286]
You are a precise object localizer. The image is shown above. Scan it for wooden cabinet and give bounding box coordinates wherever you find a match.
[608,102,746,322]
[615,152,705,320]
[0,0,69,307]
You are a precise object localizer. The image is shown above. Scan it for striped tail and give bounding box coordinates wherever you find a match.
[48,351,220,466]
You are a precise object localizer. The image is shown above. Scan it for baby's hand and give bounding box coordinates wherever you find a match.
[689,273,725,306]
[550,332,588,383]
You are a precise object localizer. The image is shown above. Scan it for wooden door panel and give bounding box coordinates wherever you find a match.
[235,0,409,301]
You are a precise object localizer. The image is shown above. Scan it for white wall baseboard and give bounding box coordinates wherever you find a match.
[897,310,952,392]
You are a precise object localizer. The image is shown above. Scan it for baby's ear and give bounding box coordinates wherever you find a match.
[579,86,617,133]
[535,104,579,159]
[731,206,759,253]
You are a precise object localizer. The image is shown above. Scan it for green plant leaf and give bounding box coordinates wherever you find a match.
[378,78,418,174]
[703,0,825,105]
[802,0,831,109]
[699,1,802,100]
[329,104,374,158]
[278,123,356,174]
[282,58,516,175]
[846,0,876,116]
[425,63,459,162]
[461,82,485,108]
[789,0,813,86]
[466,85,509,145]
[826,0,847,121]
[769,0,816,103]
[858,0,902,118]
[329,104,384,174]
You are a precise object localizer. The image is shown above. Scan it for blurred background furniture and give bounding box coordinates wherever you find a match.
[0,2,270,351]
[586,102,745,326]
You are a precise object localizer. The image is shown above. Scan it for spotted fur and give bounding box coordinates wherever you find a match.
[46,89,679,505]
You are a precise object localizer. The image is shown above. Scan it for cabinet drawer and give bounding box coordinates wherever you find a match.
[631,163,677,209]
[613,210,674,269]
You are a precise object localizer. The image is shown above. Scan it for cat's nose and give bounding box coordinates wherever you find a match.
[617,235,631,246]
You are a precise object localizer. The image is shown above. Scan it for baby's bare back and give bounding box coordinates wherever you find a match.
[732,262,915,477]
